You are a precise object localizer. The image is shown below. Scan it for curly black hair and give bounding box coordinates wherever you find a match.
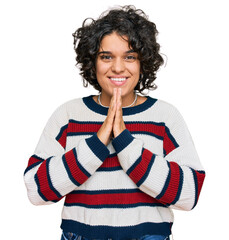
[72,5,164,93]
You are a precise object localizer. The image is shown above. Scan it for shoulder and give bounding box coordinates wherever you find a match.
[147,97,185,125]
[148,97,181,116]
[52,96,90,116]
[154,98,179,112]
[57,97,85,110]
[43,96,88,133]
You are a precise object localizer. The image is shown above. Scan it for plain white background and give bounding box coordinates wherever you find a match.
[0,0,228,239]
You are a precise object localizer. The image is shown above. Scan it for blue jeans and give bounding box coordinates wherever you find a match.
[61,232,170,240]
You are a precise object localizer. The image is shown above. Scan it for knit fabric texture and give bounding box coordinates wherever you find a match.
[24,95,205,239]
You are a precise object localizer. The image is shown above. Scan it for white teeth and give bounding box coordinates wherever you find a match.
[110,78,126,82]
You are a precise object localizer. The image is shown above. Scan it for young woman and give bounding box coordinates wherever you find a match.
[24,6,205,240]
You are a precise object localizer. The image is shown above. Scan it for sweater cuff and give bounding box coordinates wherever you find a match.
[86,134,110,162]
[112,129,134,154]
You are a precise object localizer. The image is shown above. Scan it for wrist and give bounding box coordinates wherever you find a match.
[97,132,110,146]
[112,129,134,154]
[113,126,126,138]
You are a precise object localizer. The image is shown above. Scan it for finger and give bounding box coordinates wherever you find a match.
[106,88,117,123]
[117,88,121,102]
[112,88,117,107]
[111,88,118,112]
[113,88,126,137]
[115,88,123,121]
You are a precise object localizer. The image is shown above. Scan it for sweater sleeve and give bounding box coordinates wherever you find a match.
[112,105,205,211]
[24,102,109,206]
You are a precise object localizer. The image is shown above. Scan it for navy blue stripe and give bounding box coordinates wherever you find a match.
[64,202,165,208]
[163,148,166,157]
[24,155,44,175]
[170,166,184,206]
[132,131,163,140]
[108,152,117,158]
[164,126,179,156]
[67,120,100,136]
[136,154,156,187]
[69,119,101,124]
[112,129,134,154]
[126,155,142,176]
[68,120,165,126]
[190,168,198,209]
[156,161,171,200]
[56,123,68,141]
[34,158,59,202]
[67,132,94,137]
[68,130,163,140]
[165,126,179,148]
[69,119,165,126]
[61,219,172,239]
[131,121,165,126]
[32,154,44,161]
[34,173,48,202]
[62,154,80,186]
[46,157,62,199]
[97,166,122,172]
[83,95,157,116]
[24,161,41,175]
[86,134,110,162]
[83,96,108,115]
[70,188,143,195]
[72,148,91,178]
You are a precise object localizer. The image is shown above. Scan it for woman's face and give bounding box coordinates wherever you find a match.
[96,32,141,105]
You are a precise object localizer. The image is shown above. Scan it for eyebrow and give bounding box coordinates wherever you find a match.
[97,49,136,55]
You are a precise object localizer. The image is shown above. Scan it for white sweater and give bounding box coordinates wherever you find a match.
[24,95,205,239]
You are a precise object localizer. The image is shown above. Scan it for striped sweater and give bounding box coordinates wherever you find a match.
[24,95,205,239]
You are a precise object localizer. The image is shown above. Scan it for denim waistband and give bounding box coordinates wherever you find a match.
[61,232,170,240]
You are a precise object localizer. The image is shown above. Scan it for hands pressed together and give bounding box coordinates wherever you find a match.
[97,88,126,146]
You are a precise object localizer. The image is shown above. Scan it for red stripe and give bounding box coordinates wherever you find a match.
[67,122,164,138]
[68,122,101,134]
[65,191,161,206]
[159,162,180,204]
[163,132,177,155]
[129,149,153,185]
[57,122,166,152]
[195,171,205,201]
[126,123,164,138]
[27,155,43,168]
[100,155,120,168]
[58,128,67,149]
[36,161,59,201]
[64,149,89,185]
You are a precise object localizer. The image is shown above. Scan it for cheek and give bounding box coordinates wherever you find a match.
[96,63,110,88]
[96,61,109,76]
[130,63,141,79]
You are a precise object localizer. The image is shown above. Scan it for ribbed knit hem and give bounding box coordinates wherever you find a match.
[112,129,134,154]
[86,134,110,162]
[61,219,172,240]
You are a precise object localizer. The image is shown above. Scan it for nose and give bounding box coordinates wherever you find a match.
[111,57,125,73]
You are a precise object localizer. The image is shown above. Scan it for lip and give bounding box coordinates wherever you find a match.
[108,76,128,86]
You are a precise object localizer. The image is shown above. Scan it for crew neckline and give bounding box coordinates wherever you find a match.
[82,95,157,116]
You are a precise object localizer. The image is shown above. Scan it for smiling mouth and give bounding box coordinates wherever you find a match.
[109,77,128,82]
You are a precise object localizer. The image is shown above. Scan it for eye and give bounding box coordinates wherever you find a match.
[100,55,112,61]
[126,55,136,59]
[125,55,137,62]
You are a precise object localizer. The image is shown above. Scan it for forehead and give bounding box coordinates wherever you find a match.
[99,32,132,52]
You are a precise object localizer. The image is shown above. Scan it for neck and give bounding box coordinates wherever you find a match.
[98,91,137,108]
